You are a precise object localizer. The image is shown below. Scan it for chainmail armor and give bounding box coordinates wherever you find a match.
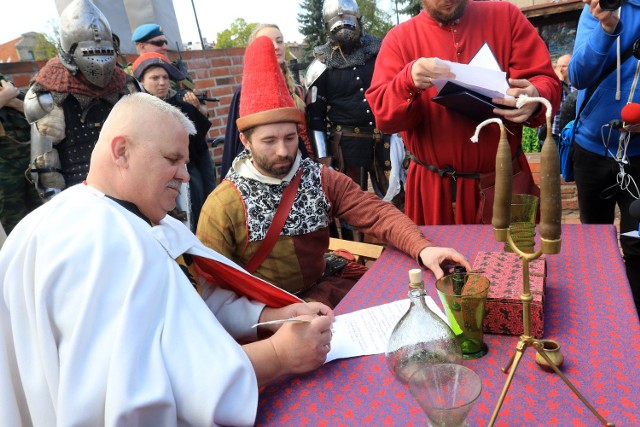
[313,33,381,69]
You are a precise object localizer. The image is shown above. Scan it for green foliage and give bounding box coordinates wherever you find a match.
[215,18,258,48]
[359,0,394,38]
[396,0,423,17]
[521,126,541,153]
[32,33,57,61]
[30,18,60,61]
[298,0,326,62]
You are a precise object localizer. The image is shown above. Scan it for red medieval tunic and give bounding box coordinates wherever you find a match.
[365,2,560,225]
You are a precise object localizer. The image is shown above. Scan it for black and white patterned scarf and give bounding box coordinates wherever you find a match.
[227,153,332,242]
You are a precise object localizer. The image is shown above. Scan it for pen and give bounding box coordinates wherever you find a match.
[251,318,311,328]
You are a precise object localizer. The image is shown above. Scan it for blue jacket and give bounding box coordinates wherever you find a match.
[569,1,640,157]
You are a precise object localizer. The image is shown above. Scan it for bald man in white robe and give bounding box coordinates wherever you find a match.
[0,93,333,426]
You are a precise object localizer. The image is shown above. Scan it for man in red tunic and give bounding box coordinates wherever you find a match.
[365,0,560,225]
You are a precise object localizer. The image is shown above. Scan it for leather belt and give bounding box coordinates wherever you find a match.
[408,146,523,181]
[408,152,480,180]
[333,125,380,135]
[332,125,389,142]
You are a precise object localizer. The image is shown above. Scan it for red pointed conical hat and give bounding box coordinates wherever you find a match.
[236,35,303,131]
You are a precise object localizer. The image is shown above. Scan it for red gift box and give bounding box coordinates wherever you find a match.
[473,251,547,338]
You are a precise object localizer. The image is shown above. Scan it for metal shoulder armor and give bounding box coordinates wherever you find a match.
[23,86,55,124]
[304,59,327,90]
[30,122,64,202]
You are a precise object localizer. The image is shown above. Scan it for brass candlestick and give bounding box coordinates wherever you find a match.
[471,99,614,427]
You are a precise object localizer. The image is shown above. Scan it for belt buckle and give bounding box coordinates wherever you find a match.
[440,166,457,181]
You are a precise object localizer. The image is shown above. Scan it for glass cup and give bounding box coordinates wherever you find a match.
[435,273,490,360]
[505,193,539,253]
[409,363,482,427]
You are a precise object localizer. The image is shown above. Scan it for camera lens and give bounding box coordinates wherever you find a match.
[600,0,622,11]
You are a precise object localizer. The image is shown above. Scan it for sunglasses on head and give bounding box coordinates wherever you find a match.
[147,39,168,47]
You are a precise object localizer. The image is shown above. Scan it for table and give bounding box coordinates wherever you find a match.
[256,225,640,426]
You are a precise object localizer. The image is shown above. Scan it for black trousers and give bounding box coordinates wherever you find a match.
[572,143,640,314]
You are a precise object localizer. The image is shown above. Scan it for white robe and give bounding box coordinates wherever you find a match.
[0,184,264,426]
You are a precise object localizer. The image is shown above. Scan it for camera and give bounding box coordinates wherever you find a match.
[177,89,219,104]
[600,0,624,11]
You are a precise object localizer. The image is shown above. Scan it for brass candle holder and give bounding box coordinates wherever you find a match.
[471,98,614,427]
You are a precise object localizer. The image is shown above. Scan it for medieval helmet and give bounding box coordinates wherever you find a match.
[322,0,362,47]
[58,0,117,88]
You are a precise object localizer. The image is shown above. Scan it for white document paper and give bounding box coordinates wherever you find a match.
[468,42,501,71]
[432,42,511,100]
[326,297,448,363]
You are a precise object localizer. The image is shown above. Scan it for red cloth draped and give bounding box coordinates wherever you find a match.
[191,254,302,308]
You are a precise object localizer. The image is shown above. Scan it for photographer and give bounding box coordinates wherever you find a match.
[569,0,640,312]
[131,23,209,117]
[133,53,216,231]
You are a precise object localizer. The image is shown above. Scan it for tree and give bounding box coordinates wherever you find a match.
[359,0,393,38]
[30,18,60,61]
[297,0,325,62]
[32,34,57,61]
[215,18,258,48]
[396,0,423,17]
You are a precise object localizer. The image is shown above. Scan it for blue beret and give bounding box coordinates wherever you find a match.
[132,24,164,43]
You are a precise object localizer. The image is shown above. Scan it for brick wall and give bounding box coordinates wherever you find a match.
[0,48,247,172]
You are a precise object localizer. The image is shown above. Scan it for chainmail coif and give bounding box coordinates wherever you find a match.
[313,33,381,69]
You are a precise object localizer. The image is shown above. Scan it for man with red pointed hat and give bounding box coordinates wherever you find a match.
[197,36,471,308]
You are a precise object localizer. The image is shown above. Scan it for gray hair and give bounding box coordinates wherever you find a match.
[112,92,196,135]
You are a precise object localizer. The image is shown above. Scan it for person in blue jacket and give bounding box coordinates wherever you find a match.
[569,0,640,311]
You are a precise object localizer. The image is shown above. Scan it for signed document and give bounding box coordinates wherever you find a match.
[326,297,448,363]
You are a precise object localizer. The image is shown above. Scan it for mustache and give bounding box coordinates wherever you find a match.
[274,155,295,163]
[166,180,182,190]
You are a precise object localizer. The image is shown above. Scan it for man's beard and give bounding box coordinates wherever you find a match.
[423,0,469,24]
[251,151,295,178]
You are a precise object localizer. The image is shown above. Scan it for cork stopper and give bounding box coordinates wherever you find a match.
[408,269,424,290]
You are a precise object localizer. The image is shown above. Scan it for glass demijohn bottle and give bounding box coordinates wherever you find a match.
[385,269,463,383]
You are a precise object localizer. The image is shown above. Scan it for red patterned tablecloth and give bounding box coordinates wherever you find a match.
[256,224,640,426]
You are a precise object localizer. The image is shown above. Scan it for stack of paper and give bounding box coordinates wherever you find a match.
[431,43,515,122]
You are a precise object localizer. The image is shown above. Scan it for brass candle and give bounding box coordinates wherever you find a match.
[515,96,562,254]
[470,118,511,241]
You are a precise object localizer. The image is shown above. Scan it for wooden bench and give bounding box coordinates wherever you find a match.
[328,237,384,264]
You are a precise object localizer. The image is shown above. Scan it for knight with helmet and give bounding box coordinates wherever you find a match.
[24,0,138,201]
[305,0,398,239]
